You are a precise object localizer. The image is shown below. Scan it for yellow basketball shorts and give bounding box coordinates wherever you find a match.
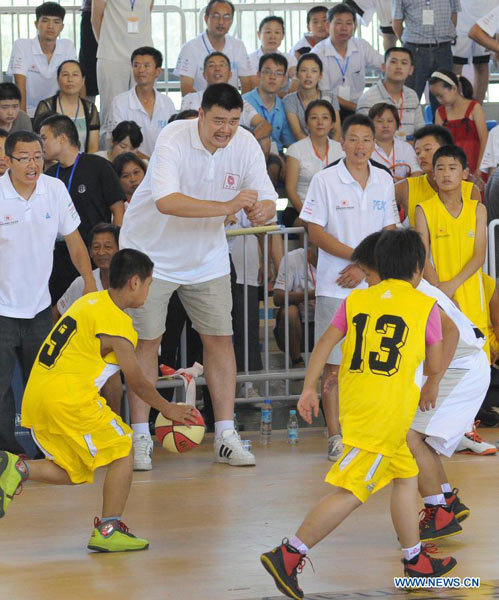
[325,443,418,503]
[31,404,133,484]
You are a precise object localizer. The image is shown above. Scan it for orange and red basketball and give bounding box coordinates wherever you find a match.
[155,404,205,453]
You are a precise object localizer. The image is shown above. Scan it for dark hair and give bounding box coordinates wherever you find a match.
[109,248,154,289]
[305,99,336,123]
[56,59,84,79]
[174,109,199,121]
[296,46,311,56]
[351,231,382,271]
[368,102,400,128]
[33,110,57,133]
[112,152,147,177]
[428,68,474,100]
[131,46,163,69]
[5,130,43,156]
[375,229,426,281]
[203,51,230,71]
[342,113,375,137]
[40,114,80,148]
[205,0,234,17]
[201,83,243,112]
[258,15,285,33]
[413,124,454,147]
[36,2,65,21]
[0,82,21,102]
[89,222,120,247]
[327,3,356,23]
[384,46,413,65]
[111,120,143,149]
[258,52,288,73]
[432,144,468,170]
[306,5,327,25]
[297,52,323,74]
[0,128,9,139]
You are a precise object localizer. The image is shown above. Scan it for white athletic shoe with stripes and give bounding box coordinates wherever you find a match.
[214,429,256,466]
[133,433,153,471]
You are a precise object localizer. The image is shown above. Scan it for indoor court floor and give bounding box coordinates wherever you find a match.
[1,428,498,600]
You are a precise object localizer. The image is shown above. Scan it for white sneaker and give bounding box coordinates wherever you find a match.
[214,429,256,466]
[133,433,153,470]
[328,434,344,462]
[455,423,498,456]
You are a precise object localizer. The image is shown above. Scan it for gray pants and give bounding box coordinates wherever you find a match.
[0,306,52,453]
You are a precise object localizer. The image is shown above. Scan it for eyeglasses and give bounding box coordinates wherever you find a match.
[208,12,232,21]
[260,68,286,77]
[9,154,44,164]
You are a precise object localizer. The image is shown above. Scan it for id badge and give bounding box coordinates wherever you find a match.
[127,15,139,33]
[338,84,351,100]
[422,9,434,26]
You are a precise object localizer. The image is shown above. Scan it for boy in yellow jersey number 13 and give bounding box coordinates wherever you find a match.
[0,249,198,552]
[261,230,457,600]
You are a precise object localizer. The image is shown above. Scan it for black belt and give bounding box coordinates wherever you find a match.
[405,41,451,48]
[344,0,364,17]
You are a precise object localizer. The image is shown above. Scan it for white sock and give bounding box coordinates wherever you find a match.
[441,483,452,494]
[289,535,308,555]
[423,493,446,506]
[215,420,234,438]
[402,542,421,561]
[132,423,150,436]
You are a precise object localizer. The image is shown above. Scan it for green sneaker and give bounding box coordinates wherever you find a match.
[87,518,149,552]
[0,451,25,518]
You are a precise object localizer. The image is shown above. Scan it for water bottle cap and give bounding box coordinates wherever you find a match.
[290,410,296,415]
[264,399,271,404]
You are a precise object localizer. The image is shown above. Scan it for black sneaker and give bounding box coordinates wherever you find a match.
[419,504,462,542]
[260,539,308,599]
[403,545,457,578]
[444,488,470,522]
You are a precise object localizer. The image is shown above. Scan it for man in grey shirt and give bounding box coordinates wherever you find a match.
[392,0,461,114]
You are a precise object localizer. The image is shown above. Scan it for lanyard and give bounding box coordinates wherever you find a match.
[56,152,81,193]
[130,0,136,10]
[308,262,316,289]
[393,92,404,124]
[374,143,396,170]
[311,138,329,165]
[297,90,320,114]
[334,56,350,83]
[58,95,80,122]
[201,32,213,55]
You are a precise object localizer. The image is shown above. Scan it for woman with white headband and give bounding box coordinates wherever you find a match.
[429,69,487,181]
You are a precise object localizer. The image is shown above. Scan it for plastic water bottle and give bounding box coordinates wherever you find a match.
[233,412,239,434]
[287,410,299,444]
[260,399,272,445]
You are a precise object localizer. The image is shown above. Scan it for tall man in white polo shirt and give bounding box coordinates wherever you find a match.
[120,84,277,470]
[299,114,398,462]
[311,3,383,122]
[0,131,96,455]
[7,2,77,117]
[174,0,253,96]
[105,47,175,159]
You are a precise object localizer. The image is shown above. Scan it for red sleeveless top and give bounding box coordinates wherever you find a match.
[437,100,480,172]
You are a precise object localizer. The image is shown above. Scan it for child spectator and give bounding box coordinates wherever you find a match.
[283,53,340,142]
[429,70,488,180]
[0,83,32,133]
[290,6,329,57]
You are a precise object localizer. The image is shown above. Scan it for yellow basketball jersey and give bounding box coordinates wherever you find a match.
[339,279,436,456]
[22,290,137,434]
[419,193,489,358]
[407,176,473,227]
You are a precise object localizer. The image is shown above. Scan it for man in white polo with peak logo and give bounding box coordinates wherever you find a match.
[120,83,277,470]
[299,113,398,463]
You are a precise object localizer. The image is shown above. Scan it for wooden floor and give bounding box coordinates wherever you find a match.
[1,428,498,600]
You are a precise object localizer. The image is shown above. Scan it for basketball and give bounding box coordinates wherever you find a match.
[155,404,206,453]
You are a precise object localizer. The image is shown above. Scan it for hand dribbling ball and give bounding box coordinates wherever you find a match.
[155,404,205,453]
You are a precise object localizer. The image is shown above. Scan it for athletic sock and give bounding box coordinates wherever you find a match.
[423,493,446,506]
[101,516,120,524]
[403,542,422,561]
[215,420,234,438]
[289,535,309,555]
[441,483,452,494]
[132,423,150,436]
[15,459,29,481]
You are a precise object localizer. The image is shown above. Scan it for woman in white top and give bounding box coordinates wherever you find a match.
[284,99,345,227]
[283,53,341,142]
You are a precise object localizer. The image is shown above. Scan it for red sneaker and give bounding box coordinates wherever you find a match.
[260,539,310,599]
[403,545,457,578]
[419,504,462,541]
[444,488,470,522]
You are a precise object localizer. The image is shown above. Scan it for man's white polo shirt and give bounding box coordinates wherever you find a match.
[8,36,77,116]
[120,118,277,285]
[299,159,398,299]
[180,90,257,128]
[105,87,176,157]
[311,37,383,102]
[0,172,80,318]
[480,124,499,172]
[477,5,499,36]
[174,32,252,92]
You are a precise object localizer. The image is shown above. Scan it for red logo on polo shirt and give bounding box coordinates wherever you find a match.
[223,172,239,190]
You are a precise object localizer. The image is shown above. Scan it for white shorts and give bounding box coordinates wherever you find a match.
[410,351,490,456]
[376,0,392,28]
[314,296,344,365]
[452,35,491,64]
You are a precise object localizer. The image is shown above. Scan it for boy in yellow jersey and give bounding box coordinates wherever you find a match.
[395,125,481,227]
[0,249,197,552]
[261,230,456,600]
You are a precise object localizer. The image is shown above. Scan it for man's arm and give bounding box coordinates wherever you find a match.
[91,0,106,41]
[110,201,125,226]
[63,229,97,295]
[156,190,258,218]
[395,178,409,221]
[240,75,253,95]
[469,23,499,53]
[414,204,440,285]
[308,222,353,260]
[273,288,314,306]
[13,74,27,113]
[392,19,404,41]
[250,113,272,140]
[451,12,457,27]
[180,75,196,96]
